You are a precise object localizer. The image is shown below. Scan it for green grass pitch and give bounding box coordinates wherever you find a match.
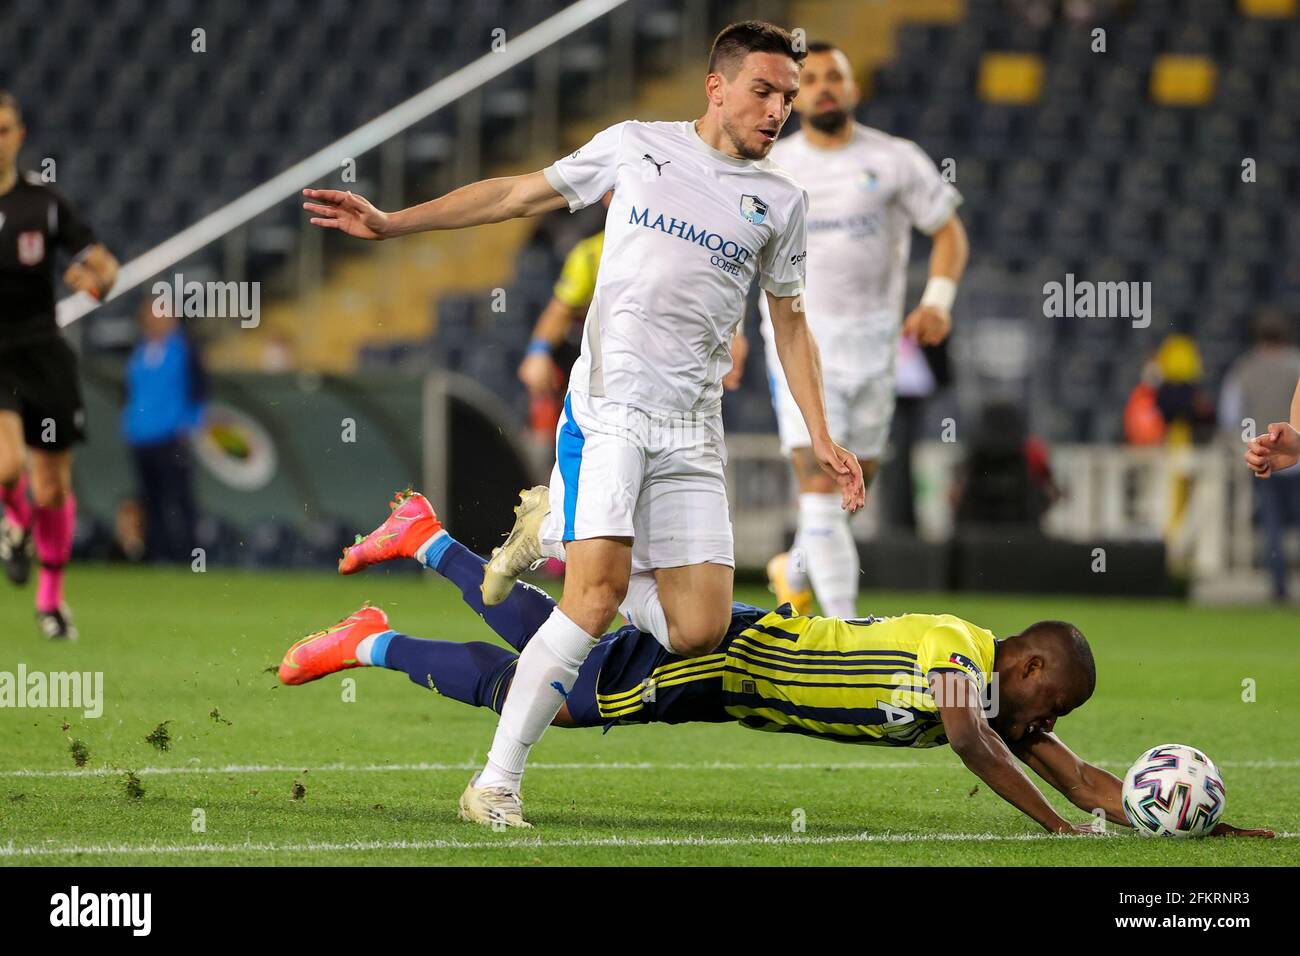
[1,564,1296,866]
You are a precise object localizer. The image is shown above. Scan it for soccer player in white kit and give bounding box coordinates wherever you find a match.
[759,42,969,619]
[302,22,865,827]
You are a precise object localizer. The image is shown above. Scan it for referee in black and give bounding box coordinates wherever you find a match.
[0,90,118,639]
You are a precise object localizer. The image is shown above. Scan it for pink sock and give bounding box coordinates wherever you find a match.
[1,472,33,531]
[34,494,75,613]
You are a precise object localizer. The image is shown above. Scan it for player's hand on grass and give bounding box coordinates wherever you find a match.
[813,436,865,512]
[518,351,562,398]
[901,304,951,346]
[1209,822,1275,838]
[723,332,748,391]
[302,188,391,240]
[1054,820,1107,836]
[1245,422,1300,479]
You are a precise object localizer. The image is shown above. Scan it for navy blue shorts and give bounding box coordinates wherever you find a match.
[565,602,770,730]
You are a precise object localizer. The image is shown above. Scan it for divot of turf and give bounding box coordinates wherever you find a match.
[145,721,172,752]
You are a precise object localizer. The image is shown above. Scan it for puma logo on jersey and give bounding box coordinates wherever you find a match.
[642,153,671,176]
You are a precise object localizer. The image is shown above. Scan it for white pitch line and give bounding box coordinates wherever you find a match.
[14,830,1299,859]
[4,758,1300,779]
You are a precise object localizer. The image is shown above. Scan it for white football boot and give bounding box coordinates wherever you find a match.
[458,773,532,829]
[480,485,550,606]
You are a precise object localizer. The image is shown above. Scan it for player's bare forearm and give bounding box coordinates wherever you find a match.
[531,297,579,347]
[902,216,967,345]
[304,171,567,240]
[766,291,865,509]
[956,725,1074,832]
[936,675,1080,833]
[518,298,579,395]
[387,171,568,236]
[1012,731,1126,825]
[928,214,968,283]
[766,293,831,445]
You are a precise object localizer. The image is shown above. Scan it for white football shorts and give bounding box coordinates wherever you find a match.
[766,356,897,460]
[539,390,735,572]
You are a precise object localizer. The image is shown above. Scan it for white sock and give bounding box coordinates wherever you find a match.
[477,607,597,790]
[414,528,448,565]
[539,506,566,561]
[797,492,859,618]
[355,634,379,666]
[619,572,672,652]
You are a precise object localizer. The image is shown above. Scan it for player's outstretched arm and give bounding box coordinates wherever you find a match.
[302,170,569,240]
[934,673,1096,835]
[1011,730,1275,837]
[765,291,865,512]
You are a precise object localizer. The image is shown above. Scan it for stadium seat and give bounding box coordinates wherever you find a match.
[1061,158,1111,208]
[1150,54,1218,106]
[1163,207,1217,261]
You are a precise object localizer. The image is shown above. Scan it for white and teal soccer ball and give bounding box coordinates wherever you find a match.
[1121,744,1226,838]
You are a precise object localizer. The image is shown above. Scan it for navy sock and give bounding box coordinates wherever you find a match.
[422,535,556,651]
[379,635,518,714]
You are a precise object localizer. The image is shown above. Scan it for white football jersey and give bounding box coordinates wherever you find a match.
[544,120,808,415]
[759,123,961,383]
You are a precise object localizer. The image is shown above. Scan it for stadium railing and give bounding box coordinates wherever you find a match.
[54,0,639,331]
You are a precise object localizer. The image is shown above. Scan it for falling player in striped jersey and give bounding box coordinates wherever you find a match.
[756,42,969,618]
[277,489,1273,838]
[0,91,118,639]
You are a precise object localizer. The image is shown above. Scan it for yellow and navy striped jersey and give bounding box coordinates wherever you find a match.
[721,610,997,747]
[551,232,604,310]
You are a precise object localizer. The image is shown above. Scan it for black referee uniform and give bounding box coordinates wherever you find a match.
[0,171,92,450]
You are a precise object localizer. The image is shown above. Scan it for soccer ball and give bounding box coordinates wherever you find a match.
[1121,744,1226,838]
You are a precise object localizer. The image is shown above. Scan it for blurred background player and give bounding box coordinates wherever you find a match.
[1245,376,1300,479]
[0,90,118,639]
[1237,318,1300,597]
[760,43,968,617]
[517,191,612,449]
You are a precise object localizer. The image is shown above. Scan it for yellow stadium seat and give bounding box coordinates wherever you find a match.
[1150,55,1217,106]
[977,52,1044,104]
[1239,0,1296,17]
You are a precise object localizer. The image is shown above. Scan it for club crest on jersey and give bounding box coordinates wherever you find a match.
[17,230,45,266]
[859,169,879,191]
[739,194,768,225]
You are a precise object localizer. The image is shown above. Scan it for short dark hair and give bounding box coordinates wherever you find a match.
[1023,620,1095,697]
[708,20,806,79]
[0,90,22,124]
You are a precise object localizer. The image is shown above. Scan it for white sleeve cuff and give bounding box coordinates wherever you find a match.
[543,165,583,212]
[759,276,805,298]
